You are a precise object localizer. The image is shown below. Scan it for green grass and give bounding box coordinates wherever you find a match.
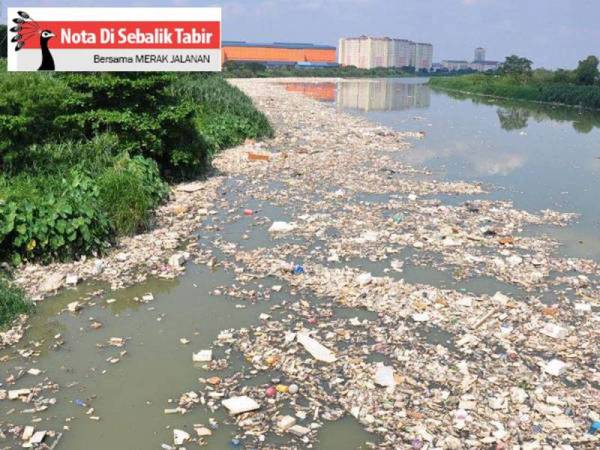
[429,74,600,110]
[0,275,31,327]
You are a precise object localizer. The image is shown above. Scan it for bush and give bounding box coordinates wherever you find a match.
[0,275,31,327]
[9,133,121,177]
[173,74,273,155]
[97,156,169,236]
[0,71,209,178]
[0,68,273,266]
[429,74,600,109]
[0,172,112,265]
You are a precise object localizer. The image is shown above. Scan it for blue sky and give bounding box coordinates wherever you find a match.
[4,0,599,68]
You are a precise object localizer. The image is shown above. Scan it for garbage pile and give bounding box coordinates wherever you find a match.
[164,79,599,448]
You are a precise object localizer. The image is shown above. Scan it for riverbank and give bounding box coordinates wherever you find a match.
[0,69,272,328]
[1,79,598,449]
[429,74,600,110]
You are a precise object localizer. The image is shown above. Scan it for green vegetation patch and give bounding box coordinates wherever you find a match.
[429,54,600,110]
[0,59,272,268]
[0,275,31,327]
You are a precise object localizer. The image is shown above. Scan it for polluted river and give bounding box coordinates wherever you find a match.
[1,78,599,449]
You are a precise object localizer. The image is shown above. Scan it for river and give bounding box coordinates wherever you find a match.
[1,78,598,449]
[286,77,600,260]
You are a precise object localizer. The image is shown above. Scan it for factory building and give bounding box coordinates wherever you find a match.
[222,41,337,68]
[338,36,433,71]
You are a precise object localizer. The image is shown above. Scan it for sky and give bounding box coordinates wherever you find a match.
[4,0,599,68]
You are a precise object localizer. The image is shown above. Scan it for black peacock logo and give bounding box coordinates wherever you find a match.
[10,11,56,71]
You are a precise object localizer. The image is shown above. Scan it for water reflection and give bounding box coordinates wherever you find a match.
[440,89,600,134]
[284,82,336,102]
[497,107,529,130]
[336,80,430,111]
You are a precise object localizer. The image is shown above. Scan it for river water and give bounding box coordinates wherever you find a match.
[287,78,600,260]
[1,78,598,449]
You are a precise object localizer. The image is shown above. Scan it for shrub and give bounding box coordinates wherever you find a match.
[429,75,600,109]
[172,74,273,156]
[0,71,209,178]
[9,133,121,177]
[0,70,85,173]
[0,69,273,266]
[0,173,112,265]
[96,156,169,236]
[0,275,31,327]
[57,73,209,178]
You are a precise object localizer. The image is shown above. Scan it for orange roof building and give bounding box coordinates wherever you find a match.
[222,41,338,67]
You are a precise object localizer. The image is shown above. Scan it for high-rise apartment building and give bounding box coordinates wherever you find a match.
[474,47,486,62]
[414,43,434,71]
[338,36,433,70]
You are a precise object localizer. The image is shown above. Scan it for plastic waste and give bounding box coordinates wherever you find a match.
[589,421,600,434]
[297,332,337,363]
[292,264,305,275]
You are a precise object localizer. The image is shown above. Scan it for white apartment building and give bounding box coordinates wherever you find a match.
[388,38,414,68]
[338,36,433,70]
[414,42,434,71]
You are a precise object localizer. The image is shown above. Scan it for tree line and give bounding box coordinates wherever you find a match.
[499,54,599,86]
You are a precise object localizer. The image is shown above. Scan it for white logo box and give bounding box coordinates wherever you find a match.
[7,7,222,72]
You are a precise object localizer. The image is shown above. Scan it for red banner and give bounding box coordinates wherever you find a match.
[20,21,221,49]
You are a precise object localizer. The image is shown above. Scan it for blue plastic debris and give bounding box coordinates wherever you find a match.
[229,438,241,448]
[292,264,305,275]
[589,421,600,434]
[73,399,86,407]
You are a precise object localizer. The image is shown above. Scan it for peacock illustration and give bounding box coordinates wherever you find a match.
[10,11,56,71]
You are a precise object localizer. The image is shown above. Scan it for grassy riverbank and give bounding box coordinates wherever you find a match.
[429,73,600,109]
[0,58,272,324]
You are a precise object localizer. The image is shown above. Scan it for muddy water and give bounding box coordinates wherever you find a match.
[2,79,598,449]
[0,191,374,449]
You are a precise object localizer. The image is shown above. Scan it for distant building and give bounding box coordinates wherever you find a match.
[470,60,501,72]
[474,47,486,62]
[441,60,470,71]
[415,43,434,71]
[222,41,337,68]
[438,47,500,72]
[338,36,433,70]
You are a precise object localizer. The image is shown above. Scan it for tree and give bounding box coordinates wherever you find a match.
[0,25,7,58]
[574,55,599,85]
[499,55,533,82]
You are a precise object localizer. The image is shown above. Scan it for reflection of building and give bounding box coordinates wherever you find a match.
[283,82,336,102]
[338,36,433,70]
[222,41,337,67]
[474,47,485,62]
[441,60,470,71]
[336,81,430,111]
